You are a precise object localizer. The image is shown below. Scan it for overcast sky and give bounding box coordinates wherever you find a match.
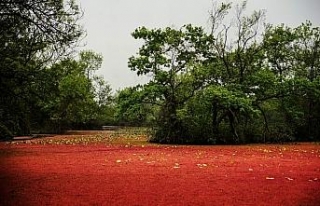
[77,0,320,91]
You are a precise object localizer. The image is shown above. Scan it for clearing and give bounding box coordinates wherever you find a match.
[0,131,319,205]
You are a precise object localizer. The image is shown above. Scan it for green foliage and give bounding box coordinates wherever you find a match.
[35,51,113,132]
[2,0,319,143]
[128,25,214,143]
[115,87,148,126]
[0,123,13,140]
[126,1,320,144]
[262,20,320,141]
[0,0,84,135]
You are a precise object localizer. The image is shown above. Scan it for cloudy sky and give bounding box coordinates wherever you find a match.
[77,0,320,91]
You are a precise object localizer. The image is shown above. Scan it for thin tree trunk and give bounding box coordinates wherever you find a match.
[256,104,269,143]
[228,109,239,143]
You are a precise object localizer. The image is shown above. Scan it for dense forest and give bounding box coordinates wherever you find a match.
[1,1,319,144]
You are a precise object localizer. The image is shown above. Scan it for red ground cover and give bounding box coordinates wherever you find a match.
[0,138,319,206]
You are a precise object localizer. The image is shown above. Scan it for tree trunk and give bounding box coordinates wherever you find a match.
[256,104,269,143]
[228,109,239,143]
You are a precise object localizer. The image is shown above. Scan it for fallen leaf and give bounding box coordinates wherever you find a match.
[266,177,275,180]
[197,163,208,168]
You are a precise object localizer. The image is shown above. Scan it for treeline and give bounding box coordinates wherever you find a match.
[117,2,320,144]
[1,1,319,144]
[0,0,113,138]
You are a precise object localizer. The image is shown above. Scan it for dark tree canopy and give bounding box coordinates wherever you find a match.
[0,0,83,61]
[124,1,320,144]
[1,0,319,144]
[0,0,84,137]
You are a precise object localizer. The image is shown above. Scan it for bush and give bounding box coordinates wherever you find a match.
[0,123,13,140]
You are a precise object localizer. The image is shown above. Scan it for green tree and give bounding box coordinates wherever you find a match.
[92,75,115,126]
[125,1,319,144]
[33,51,111,132]
[263,22,320,141]
[0,0,83,138]
[129,25,214,143]
[293,22,320,140]
[115,86,154,126]
[207,1,267,143]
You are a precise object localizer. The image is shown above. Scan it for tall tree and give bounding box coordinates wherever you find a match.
[129,25,214,143]
[34,51,112,132]
[125,1,319,144]
[115,86,153,126]
[0,0,83,137]
[263,21,320,140]
[207,1,267,142]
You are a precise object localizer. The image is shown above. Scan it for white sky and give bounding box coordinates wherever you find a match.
[77,0,320,91]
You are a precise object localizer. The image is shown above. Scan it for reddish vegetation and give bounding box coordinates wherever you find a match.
[0,135,320,206]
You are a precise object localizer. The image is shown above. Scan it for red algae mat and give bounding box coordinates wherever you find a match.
[0,140,320,205]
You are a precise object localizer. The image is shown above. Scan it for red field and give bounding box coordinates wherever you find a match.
[0,133,320,206]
